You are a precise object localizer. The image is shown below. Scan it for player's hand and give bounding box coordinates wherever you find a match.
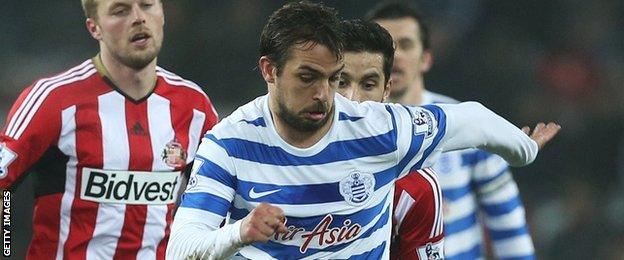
[521,122,561,150]
[240,203,287,244]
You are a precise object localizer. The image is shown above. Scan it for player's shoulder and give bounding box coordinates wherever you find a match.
[423,90,460,104]
[335,94,394,121]
[211,95,267,136]
[155,66,208,98]
[29,59,98,93]
[17,59,99,108]
[334,94,396,132]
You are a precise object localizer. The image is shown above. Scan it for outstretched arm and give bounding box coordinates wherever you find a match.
[438,102,560,167]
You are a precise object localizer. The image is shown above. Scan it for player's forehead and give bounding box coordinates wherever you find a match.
[343,52,384,79]
[375,17,420,41]
[286,42,343,74]
[98,0,154,9]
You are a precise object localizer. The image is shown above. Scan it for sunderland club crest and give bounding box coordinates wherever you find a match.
[161,139,187,168]
[339,171,375,206]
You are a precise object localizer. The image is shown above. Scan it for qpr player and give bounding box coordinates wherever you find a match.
[335,19,446,260]
[368,3,538,259]
[166,2,560,260]
[0,0,218,259]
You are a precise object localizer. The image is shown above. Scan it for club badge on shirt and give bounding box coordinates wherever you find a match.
[0,143,17,179]
[161,139,187,168]
[339,171,375,206]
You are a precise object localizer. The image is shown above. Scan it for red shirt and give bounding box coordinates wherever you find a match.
[0,57,218,259]
[391,168,445,260]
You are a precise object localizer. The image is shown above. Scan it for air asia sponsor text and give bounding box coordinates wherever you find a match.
[272,214,362,254]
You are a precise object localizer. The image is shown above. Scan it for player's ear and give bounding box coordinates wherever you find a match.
[420,50,433,73]
[86,18,102,41]
[158,0,165,26]
[259,56,276,84]
[382,78,393,102]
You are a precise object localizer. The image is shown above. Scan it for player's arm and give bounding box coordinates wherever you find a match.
[175,91,220,207]
[392,168,445,260]
[201,94,219,134]
[1,84,61,189]
[436,102,559,167]
[471,152,535,259]
[166,134,286,259]
[391,102,559,178]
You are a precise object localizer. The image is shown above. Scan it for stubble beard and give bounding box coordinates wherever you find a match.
[277,98,333,133]
[115,44,161,70]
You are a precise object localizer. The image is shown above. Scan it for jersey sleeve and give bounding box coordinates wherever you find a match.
[470,151,536,259]
[392,168,445,260]
[391,103,448,178]
[438,102,538,167]
[393,101,539,179]
[184,89,219,173]
[201,95,219,135]
[1,85,61,189]
[167,130,243,259]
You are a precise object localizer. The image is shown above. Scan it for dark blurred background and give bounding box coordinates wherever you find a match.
[2,1,623,259]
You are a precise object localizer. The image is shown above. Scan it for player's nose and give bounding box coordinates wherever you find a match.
[131,4,147,25]
[313,80,331,101]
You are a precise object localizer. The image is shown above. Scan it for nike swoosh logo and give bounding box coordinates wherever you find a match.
[249,187,281,199]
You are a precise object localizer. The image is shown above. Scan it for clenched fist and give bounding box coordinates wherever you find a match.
[240,203,288,244]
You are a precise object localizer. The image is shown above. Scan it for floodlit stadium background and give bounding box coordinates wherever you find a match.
[1,1,623,259]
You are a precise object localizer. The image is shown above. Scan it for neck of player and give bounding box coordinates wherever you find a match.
[389,77,425,106]
[100,50,158,101]
[269,98,335,149]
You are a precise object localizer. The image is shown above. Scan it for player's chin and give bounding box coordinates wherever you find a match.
[123,50,158,68]
[293,116,328,131]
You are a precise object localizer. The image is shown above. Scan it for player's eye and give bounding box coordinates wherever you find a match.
[112,7,130,16]
[298,74,315,83]
[398,39,415,51]
[362,80,378,91]
[140,2,154,9]
[113,8,128,16]
[338,78,349,88]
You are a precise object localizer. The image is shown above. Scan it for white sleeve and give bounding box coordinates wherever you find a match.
[438,101,538,167]
[166,134,243,259]
[167,217,243,260]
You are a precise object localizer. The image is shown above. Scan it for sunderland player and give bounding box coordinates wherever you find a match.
[0,0,218,259]
[335,19,445,260]
[166,2,560,259]
[369,3,537,259]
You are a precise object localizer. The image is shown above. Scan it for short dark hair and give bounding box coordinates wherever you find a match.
[366,2,430,50]
[260,1,344,75]
[341,19,395,84]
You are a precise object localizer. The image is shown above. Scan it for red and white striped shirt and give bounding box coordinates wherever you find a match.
[391,167,444,260]
[0,57,218,259]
